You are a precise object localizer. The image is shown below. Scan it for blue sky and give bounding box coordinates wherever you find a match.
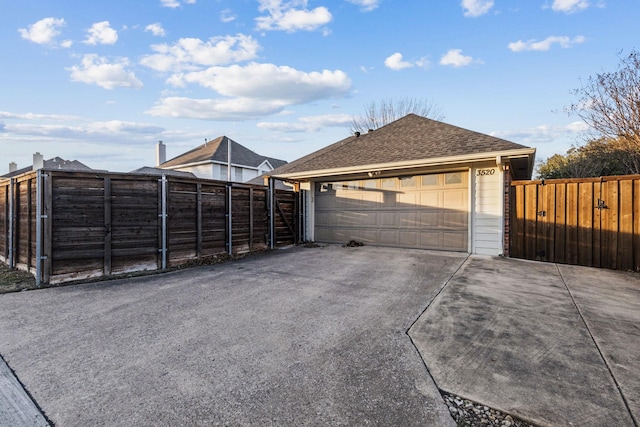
[1,0,638,175]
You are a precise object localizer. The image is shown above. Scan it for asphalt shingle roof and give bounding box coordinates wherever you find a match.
[2,157,93,178]
[160,136,287,169]
[272,114,531,176]
[130,167,197,178]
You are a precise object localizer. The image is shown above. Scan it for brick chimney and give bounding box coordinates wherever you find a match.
[33,152,44,171]
[156,141,166,166]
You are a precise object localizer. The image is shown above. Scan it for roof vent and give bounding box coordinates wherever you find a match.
[354,131,360,137]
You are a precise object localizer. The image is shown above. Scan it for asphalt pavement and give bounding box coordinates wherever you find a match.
[1,247,639,426]
[0,246,464,426]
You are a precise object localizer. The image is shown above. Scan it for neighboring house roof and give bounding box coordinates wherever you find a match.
[131,166,197,178]
[246,174,293,190]
[270,114,535,180]
[160,136,287,170]
[1,157,94,178]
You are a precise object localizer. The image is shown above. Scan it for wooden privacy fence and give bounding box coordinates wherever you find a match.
[510,174,640,271]
[0,170,300,285]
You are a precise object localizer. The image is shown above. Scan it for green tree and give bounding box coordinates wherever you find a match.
[536,138,629,179]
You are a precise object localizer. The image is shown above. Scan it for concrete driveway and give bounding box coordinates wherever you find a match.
[410,256,640,427]
[0,246,465,426]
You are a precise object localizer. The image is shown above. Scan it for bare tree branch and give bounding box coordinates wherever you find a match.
[349,97,445,135]
[567,49,640,173]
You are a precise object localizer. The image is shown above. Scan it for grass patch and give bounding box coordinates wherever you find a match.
[0,263,37,294]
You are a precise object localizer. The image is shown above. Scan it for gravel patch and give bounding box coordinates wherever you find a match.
[443,392,537,427]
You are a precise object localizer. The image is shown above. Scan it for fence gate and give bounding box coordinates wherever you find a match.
[510,175,640,271]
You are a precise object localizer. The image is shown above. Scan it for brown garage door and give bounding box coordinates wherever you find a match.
[314,171,468,251]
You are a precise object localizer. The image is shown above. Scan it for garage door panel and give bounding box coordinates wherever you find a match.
[335,211,377,226]
[379,229,398,245]
[443,190,466,207]
[443,211,468,228]
[399,231,418,246]
[420,192,442,207]
[380,211,397,226]
[398,192,418,206]
[442,232,468,251]
[398,212,418,227]
[315,172,468,252]
[420,231,442,249]
[418,211,441,227]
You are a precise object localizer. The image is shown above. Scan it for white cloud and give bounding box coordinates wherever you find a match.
[140,34,260,72]
[490,121,588,145]
[439,49,477,67]
[258,114,352,132]
[168,62,351,104]
[147,63,351,120]
[551,0,589,13]
[256,0,332,32]
[221,9,237,23]
[161,0,179,7]
[84,21,118,45]
[346,0,381,12]
[160,0,195,7]
[384,52,413,71]
[461,0,494,17]
[0,111,82,121]
[146,97,287,120]
[18,17,66,45]
[145,23,166,37]
[5,120,162,139]
[68,54,143,90]
[508,35,585,52]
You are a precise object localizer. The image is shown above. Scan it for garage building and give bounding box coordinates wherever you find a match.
[270,114,535,256]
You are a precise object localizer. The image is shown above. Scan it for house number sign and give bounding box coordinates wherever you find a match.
[476,169,496,176]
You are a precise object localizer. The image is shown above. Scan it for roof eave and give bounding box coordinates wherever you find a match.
[271,148,536,181]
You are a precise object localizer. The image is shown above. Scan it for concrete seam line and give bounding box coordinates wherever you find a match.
[406,254,471,335]
[555,264,639,427]
[0,353,53,426]
[405,254,471,392]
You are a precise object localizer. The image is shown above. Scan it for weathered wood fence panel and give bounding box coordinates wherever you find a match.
[0,170,299,285]
[511,175,640,271]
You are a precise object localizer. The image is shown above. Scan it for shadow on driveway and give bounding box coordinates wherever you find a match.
[0,246,466,426]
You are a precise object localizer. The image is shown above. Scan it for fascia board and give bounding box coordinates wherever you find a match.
[273,148,536,180]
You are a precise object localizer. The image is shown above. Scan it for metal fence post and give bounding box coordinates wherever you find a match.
[161,175,168,270]
[268,177,275,249]
[35,171,42,286]
[227,182,233,255]
[8,178,15,269]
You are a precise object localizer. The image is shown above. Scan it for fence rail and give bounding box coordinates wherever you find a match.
[1,170,300,285]
[510,174,640,271]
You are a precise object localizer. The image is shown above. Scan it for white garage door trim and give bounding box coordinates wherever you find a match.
[314,171,469,251]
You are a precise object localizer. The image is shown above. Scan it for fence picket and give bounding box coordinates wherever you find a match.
[511,175,640,271]
[0,170,298,284]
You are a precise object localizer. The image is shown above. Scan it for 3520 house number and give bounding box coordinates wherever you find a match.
[476,169,496,176]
